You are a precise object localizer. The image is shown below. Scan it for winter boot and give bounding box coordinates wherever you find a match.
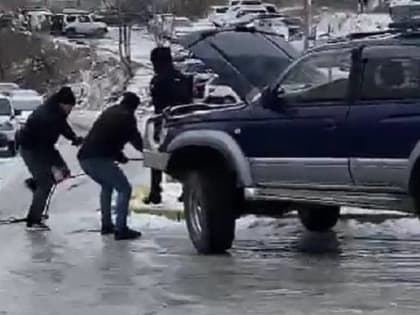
[114,228,142,241]
[143,193,162,205]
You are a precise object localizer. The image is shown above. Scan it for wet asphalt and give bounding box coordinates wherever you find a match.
[2,139,420,314]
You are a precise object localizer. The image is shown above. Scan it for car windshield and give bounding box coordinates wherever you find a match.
[12,98,42,111]
[0,99,12,115]
[216,7,228,13]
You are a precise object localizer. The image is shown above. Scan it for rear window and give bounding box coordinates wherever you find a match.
[242,0,263,4]
[362,56,420,100]
[12,98,42,111]
[209,32,293,88]
[0,99,11,115]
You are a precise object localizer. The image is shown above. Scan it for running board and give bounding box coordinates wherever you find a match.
[244,187,415,212]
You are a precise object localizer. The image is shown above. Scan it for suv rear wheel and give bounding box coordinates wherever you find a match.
[298,205,340,232]
[184,170,236,254]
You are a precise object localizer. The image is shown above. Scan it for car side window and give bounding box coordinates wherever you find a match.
[279,50,352,103]
[361,56,420,100]
[79,15,91,23]
[66,16,76,23]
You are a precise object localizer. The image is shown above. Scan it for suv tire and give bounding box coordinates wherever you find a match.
[184,170,236,254]
[298,205,340,232]
[8,141,16,157]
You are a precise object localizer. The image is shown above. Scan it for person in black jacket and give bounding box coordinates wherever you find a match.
[78,92,143,240]
[143,46,193,205]
[18,86,83,231]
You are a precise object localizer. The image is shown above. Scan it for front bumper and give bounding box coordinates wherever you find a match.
[0,133,8,147]
[143,149,170,171]
[0,129,15,142]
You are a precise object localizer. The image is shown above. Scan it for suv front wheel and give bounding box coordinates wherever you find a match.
[298,205,340,232]
[184,170,236,254]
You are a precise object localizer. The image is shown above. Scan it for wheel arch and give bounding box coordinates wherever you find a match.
[166,130,253,187]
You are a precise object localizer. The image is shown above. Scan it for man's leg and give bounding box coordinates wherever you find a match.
[79,158,140,239]
[80,158,114,231]
[21,149,54,227]
[144,169,162,204]
[100,187,113,229]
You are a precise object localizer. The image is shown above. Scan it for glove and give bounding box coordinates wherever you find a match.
[116,152,129,164]
[51,166,71,183]
[72,136,84,146]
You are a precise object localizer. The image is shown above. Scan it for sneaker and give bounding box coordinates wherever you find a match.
[114,228,142,241]
[26,222,50,231]
[101,225,115,235]
[143,194,162,205]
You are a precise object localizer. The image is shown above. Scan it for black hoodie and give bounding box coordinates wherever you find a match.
[77,97,143,161]
[18,92,77,159]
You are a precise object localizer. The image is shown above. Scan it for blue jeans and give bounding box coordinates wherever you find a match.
[79,158,132,231]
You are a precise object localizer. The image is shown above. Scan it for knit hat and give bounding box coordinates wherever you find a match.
[121,92,140,110]
[56,87,76,106]
[150,47,172,66]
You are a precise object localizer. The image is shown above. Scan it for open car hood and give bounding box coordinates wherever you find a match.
[177,28,299,102]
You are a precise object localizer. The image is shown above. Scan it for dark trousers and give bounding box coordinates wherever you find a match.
[20,149,54,223]
[150,169,162,197]
[79,158,132,231]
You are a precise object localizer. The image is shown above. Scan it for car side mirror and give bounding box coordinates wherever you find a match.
[14,109,22,116]
[261,86,286,110]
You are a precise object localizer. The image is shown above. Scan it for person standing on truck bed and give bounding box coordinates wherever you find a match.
[143,46,193,205]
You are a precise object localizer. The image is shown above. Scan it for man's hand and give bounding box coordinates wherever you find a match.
[72,136,84,147]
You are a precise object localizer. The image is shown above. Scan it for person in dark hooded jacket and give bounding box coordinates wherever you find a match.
[77,92,143,241]
[18,86,83,231]
[143,46,193,205]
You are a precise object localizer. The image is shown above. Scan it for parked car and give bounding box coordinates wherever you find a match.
[52,11,108,37]
[0,95,18,156]
[220,5,269,26]
[0,83,19,93]
[10,92,43,126]
[208,5,229,26]
[143,28,299,253]
[144,25,420,254]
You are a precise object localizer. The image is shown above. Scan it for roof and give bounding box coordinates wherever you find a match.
[310,24,420,53]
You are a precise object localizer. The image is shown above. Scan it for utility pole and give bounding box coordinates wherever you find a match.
[303,0,312,51]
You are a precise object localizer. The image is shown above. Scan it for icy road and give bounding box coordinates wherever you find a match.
[2,128,420,315]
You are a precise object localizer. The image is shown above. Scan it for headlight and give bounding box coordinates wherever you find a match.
[0,121,13,131]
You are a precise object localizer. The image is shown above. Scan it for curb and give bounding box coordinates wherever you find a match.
[131,207,184,221]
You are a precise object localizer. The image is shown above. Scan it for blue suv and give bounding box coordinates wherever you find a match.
[144,26,420,254]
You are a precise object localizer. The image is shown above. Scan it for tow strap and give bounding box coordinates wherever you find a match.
[0,157,143,226]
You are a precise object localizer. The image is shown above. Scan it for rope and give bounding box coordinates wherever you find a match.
[0,157,143,225]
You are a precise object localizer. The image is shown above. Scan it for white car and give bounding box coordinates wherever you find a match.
[172,17,194,39]
[203,76,242,105]
[253,16,290,40]
[63,14,108,37]
[208,6,229,26]
[10,93,43,126]
[220,5,269,26]
[0,95,18,156]
[0,82,19,93]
